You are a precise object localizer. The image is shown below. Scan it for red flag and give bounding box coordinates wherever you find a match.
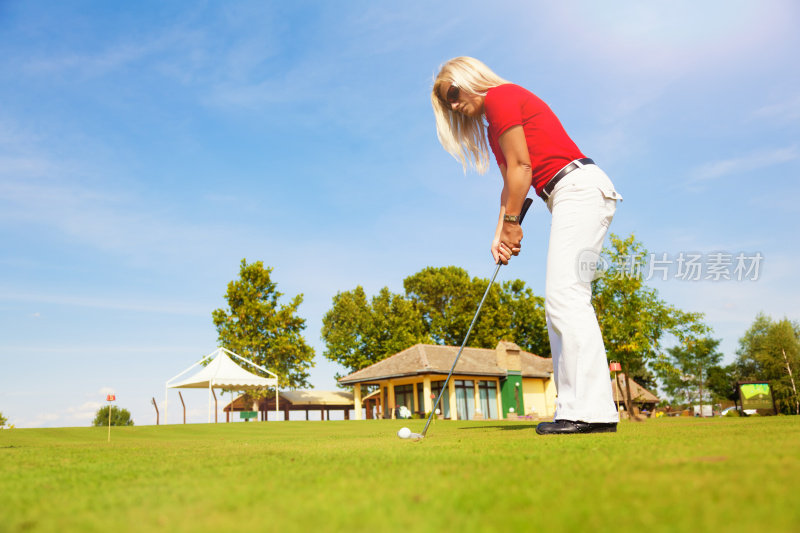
[107,394,116,401]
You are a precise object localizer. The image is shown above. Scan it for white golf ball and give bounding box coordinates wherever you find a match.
[397,427,411,439]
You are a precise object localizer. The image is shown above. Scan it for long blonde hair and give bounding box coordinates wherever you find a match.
[431,57,511,174]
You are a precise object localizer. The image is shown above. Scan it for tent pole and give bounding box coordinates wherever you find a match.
[276,385,279,421]
[208,383,212,423]
[212,388,218,423]
[165,384,168,426]
[179,391,186,424]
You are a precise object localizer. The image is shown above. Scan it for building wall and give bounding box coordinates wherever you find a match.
[357,373,555,420]
[545,377,557,416]
[522,377,556,418]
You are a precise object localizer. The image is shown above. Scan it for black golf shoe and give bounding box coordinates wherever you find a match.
[535,419,617,435]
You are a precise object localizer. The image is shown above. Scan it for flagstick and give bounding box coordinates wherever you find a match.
[108,404,111,443]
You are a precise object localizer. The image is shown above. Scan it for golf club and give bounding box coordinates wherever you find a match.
[411,197,534,440]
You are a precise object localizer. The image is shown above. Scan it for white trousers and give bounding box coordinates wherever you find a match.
[544,162,621,423]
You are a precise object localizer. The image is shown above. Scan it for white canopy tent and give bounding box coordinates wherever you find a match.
[165,347,279,423]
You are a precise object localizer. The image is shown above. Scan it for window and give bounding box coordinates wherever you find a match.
[478,380,498,419]
[394,384,414,410]
[455,380,475,420]
[430,381,451,418]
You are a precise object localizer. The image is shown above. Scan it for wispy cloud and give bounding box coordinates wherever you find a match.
[21,26,201,80]
[0,289,207,315]
[752,94,800,122]
[0,156,243,267]
[689,146,798,182]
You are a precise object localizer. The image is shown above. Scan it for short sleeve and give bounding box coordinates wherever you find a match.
[484,84,523,139]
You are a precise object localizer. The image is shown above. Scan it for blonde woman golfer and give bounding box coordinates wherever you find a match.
[432,57,621,434]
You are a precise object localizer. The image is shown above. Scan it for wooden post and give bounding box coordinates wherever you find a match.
[211,389,218,423]
[353,385,362,420]
[388,382,396,420]
[473,380,481,419]
[423,377,432,415]
[178,391,186,424]
[151,397,159,426]
[783,348,800,415]
[448,379,457,420]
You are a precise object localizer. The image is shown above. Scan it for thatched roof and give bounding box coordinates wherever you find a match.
[338,342,552,385]
[611,373,659,403]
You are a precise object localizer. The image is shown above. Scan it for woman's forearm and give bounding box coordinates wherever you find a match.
[495,185,509,240]
[503,162,531,216]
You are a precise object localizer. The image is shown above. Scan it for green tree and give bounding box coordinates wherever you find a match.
[322,286,429,377]
[403,266,513,349]
[212,259,315,389]
[92,406,134,426]
[500,279,549,358]
[322,266,549,376]
[706,364,739,403]
[0,412,7,426]
[654,337,723,411]
[735,313,800,414]
[592,234,709,414]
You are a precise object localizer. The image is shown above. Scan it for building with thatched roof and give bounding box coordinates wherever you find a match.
[610,372,660,413]
[338,341,557,420]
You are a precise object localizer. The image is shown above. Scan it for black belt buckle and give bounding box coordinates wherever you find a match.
[538,158,594,201]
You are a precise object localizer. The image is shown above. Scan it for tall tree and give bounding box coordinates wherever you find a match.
[705,364,739,403]
[735,313,800,414]
[322,286,429,377]
[0,412,7,426]
[592,234,709,414]
[322,266,549,375]
[212,259,315,389]
[404,266,512,349]
[500,279,549,358]
[92,406,134,427]
[654,337,723,412]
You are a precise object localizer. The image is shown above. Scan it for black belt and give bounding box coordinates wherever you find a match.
[537,158,595,201]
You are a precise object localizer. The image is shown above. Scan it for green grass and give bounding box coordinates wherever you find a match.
[1,417,798,532]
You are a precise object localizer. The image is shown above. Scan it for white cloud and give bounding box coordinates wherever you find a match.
[544,1,793,73]
[29,413,59,426]
[18,401,105,428]
[0,289,208,316]
[689,146,798,182]
[0,154,248,268]
[98,387,116,396]
[752,94,800,122]
[22,27,198,80]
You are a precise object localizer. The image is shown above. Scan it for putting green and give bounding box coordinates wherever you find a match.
[1,417,798,532]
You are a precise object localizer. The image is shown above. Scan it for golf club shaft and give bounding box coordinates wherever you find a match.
[421,261,502,436]
[420,197,533,437]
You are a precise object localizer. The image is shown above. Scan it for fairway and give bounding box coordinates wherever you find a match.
[2,417,798,532]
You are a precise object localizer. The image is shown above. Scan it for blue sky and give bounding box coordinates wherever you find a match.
[1,1,798,427]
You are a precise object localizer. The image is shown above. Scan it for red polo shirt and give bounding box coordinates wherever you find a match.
[485,84,585,194]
